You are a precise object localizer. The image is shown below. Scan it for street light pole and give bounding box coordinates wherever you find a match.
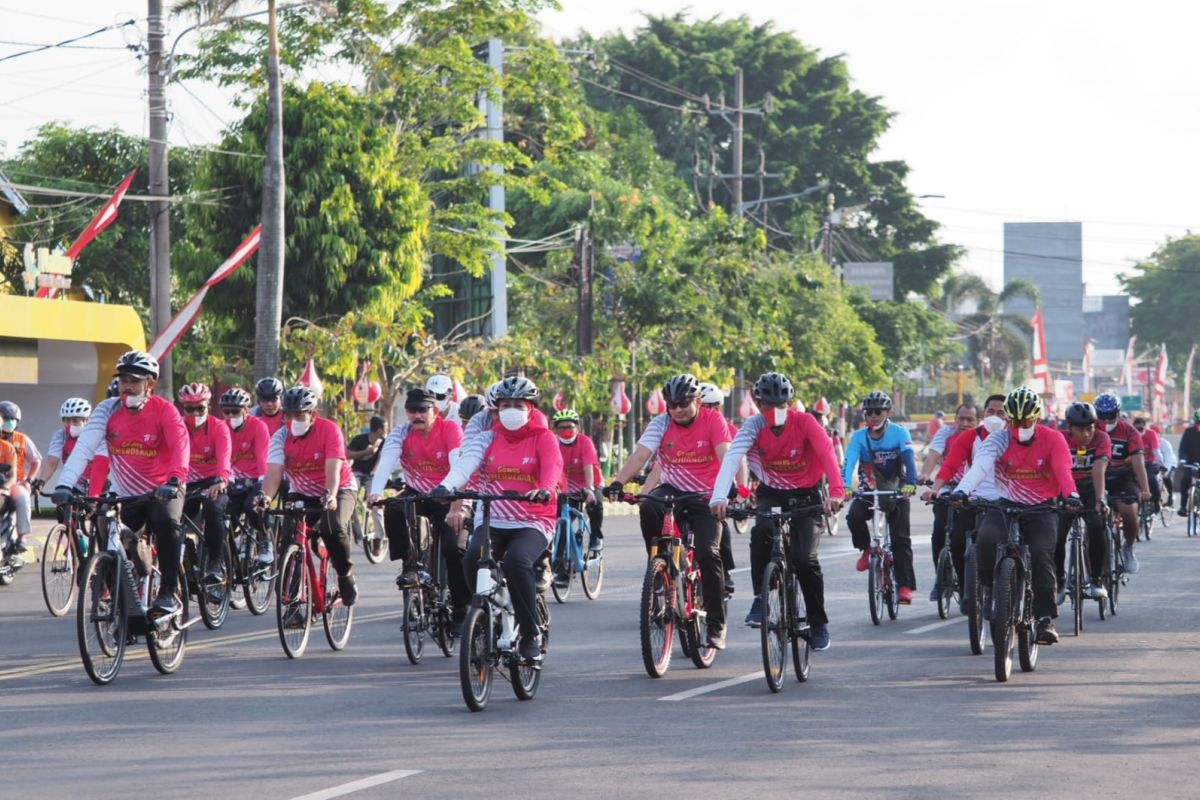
[147,0,172,396]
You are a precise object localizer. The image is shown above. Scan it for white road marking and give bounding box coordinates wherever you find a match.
[905,618,961,635]
[657,671,761,701]
[289,768,422,800]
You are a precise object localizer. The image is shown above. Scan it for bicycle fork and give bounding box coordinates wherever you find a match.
[474,566,516,652]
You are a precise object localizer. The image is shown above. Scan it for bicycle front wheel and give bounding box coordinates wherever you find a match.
[1069,535,1083,637]
[460,606,493,712]
[361,508,387,564]
[77,551,126,686]
[322,559,353,651]
[241,531,274,615]
[639,557,675,678]
[867,553,883,626]
[402,588,425,664]
[198,538,232,630]
[991,558,1017,683]
[885,558,900,621]
[791,576,811,682]
[935,548,954,620]
[580,547,604,599]
[551,521,572,604]
[276,544,312,658]
[511,594,548,701]
[685,572,717,669]
[41,524,78,617]
[146,569,189,675]
[965,544,986,655]
[760,562,787,693]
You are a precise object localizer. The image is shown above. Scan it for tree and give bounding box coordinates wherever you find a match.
[938,273,1040,385]
[1121,235,1200,381]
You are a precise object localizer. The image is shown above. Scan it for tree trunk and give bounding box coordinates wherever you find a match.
[254,0,285,380]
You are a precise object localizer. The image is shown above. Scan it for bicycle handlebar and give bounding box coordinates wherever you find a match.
[445,490,550,504]
[615,491,708,506]
[969,499,1063,517]
[727,503,824,521]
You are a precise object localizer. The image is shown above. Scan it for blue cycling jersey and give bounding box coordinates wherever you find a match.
[841,421,917,489]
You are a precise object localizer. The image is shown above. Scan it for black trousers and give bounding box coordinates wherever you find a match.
[930,501,949,567]
[463,525,545,642]
[638,483,725,627]
[184,486,228,563]
[383,492,468,610]
[122,495,183,595]
[227,481,265,536]
[847,496,915,589]
[976,506,1057,620]
[1055,483,1107,581]
[282,489,355,577]
[587,489,604,540]
[749,485,828,625]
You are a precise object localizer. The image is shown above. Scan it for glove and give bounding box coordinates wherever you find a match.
[253,492,270,510]
[429,485,452,500]
[30,478,44,493]
[901,483,916,497]
[1065,493,1083,511]
[527,489,551,503]
[947,490,968,505]
[604,480,625,501]
[154,478,181,502]
[51,485,76,506]
[727,484,740,501]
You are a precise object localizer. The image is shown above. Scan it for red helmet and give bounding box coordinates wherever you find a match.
[178,382,212,404]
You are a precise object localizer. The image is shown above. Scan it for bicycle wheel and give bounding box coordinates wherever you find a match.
[361,507,387,565]
[760,562,787,693]
[276,544,312,658]
[146,568,189,675]
[885,558,900,621]
[1108,539,1121,617]
[77,551,127,685]
[241,531,274,615]
[867,553,883,626]
[991,558,1017,683]
[402,588,425,664]
[460,606,493,712]
[1017,578,1038,673]
[550,521,572,604]
[965,544,986,655]
[639,557,675,678]
[322,559,353,651]
[580,548,604,600]
[686,572,717,669]
[935,548,954,620]
[41,524,77,617]
[197,538,232,630]
[791,577,812,682]
[511,594,547,701]
[1069,534,1083,637]
[1139,507,1152,542]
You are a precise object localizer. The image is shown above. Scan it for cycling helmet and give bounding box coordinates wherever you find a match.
[1065,402,1097,427]
[114,350,159,379]
[1003,386,1043,422]
[1094,392,1121,417]
[281,385,319,413]
[484,382,501,410]
[662,374,700,403]
[698,383,724,405]
[458,394,486,421]
[493,375,539,402]
[425,374,453,397]
[0,401,20,421]
[753,372,795,404]
[107,378,120,398]
[178,382,212,404]
[1194,409,1200,424]
[552,408,581,426]
[256,377,284,400]
[861,390,892,411]
[219,388,252,408]
[60,398,92,419]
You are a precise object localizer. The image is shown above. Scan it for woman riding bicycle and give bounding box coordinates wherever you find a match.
[553,408,603,561]
[434,376,562,663]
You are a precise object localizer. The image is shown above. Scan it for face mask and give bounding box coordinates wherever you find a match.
[557,434,577,445]
[124,393,146,410]
[1105,422,1118,432]
[982,415,1006,434]
[499,407,528,431]
[290,419,311,437]
[1,419,16,433]
[68,423,84,438]
[869,416,886,430]
[1016,425,1036,443]
[435,398,450,413]
[190,413,208,428]
[770,408,788,426]
[229,415,245,430]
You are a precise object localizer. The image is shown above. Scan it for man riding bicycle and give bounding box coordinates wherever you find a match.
[250,377,285,438]
[1093,393,1149,574]
[34,397,110,513]
[220,388,273,564]
[918,402,978,601]
[552,409,603,564]
[1177,411,1200,516]
[1055,402,1109,602]
[0,401,41,554]
[1132,416,1166,515]
[179,383,232,583]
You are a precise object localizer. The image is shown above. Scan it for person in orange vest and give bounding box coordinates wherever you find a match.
[0,402,42,553]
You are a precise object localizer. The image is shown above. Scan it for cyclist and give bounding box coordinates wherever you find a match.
[552,408,602,571]
[434,376,562,663]
[1178,410,1200,516]
[33,398,110,502]
[1154,423,1176,508]
[1094,393,1149,573]
[426,374,460,423]
[179,383,232,582]
[1055,402,1109,601]
[842,391,919,603]
[52,351,190,615]
[918,402,978,600]
[346,414,386,537]
[1132,416,1165,515]
[699,381,741,595]
[250,377,285,438]
[220,387,273,564]
[368,389,466,619]
[458,395,486,427]
[0,401,41,553]
[710,372,842,649]
[951,387,1081,645]
[258,385,358,606]
[605,374,733,649]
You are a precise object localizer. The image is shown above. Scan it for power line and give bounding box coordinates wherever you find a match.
[577,75,703,115]
[0,40,131,51]
[924,203,1195,231]
[0,5,107,26]
[8,181,222,206]
[0,20,137,65]
[606,58,706,103]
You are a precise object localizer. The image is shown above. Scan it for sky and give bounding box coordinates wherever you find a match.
[2,0,1197,296]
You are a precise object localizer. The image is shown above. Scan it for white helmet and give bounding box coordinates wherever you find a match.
[60,397,92,419]
[484,381,501,410]
[698,383,724,405]
[425,374,453,397]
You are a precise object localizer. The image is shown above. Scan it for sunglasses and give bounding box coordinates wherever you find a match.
[666,400,692,410]
[1097,412,1118,421]
[1011,417,1037,429]
[220,408,243,416]
[432,393,448,401]
[864,409,885,417]
[182,404,207,414]
[406,405,433,413]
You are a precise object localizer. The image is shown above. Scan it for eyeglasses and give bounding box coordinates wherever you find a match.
[1097,412,1118,421]
[258,396,280,403]
[406,406,432,413]
[665,400,692,410]
[1011,417,1037,429]
[220,408,243,416]
[182,404,206,414]
[864,409,886,417]
[432,393,448,401]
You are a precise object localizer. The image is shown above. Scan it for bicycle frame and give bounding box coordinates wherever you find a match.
[553,492,592,574]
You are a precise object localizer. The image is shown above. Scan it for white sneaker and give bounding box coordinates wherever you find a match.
[257,539,275,564]
[1084,582,1108,600]
[1122,544,1139,574]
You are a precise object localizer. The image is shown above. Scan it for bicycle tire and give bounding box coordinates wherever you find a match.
[1069,534,1083,637]
[460,606,493,712]
[241,531,274,615]
[276,544,312,658]
[322,559,353,651]
[1108,541,1121,617]
[402,588,425,664]
[146,567,189,675]
[965,544,986,655]
[760,562,787,693]
[991,558,1017,683]
[790,576,812,682]
[686,571,717,669]
[639,557,675,678]
[885,559,900,621]
[77,551,126,686]
[511,594,548,701]
[580,548,604,599]
[1017,573,1038,673]
[361,509,387,565]
[197,537,232,630]
[867,553,883,626]
[550,520,572,604]
[935,548,954,620]
[41,523,77,617]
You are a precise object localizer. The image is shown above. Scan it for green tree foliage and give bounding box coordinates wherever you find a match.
[1121,235,1200,382]
[849,293,961,374]
[937,273,1040,385]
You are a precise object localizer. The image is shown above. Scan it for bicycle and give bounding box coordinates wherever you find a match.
[971,499,1059,683]
[72,492,195,685]
[962,513,988,656]
[38,491,95,616]
[453,490,552,712]
[619,490,723,678]
[1138,479,1158,542]
[225,479,277,615]
[0,498,25,588]
[729,502,824,693]
[929,495,959,620]
[373,493,458,664]
[1063,511,1089,637]
[549,489,604,603]
[179,484,233,631]
[1182,464,1200,538]
[1102,493,1136,619]
[351,478,388,564]
[265,501,354,658]
[856,489,902,626]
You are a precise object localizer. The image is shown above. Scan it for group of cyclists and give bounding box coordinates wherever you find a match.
[0,347,1185,681]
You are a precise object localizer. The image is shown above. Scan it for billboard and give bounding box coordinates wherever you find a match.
[843,262,894,301]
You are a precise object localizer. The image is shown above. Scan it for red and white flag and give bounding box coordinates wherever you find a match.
[1082,340,1095,394]
[609,382,631,416]
[1030,309,1052,394]
[1121,334,1138,395]
[66,170,137,260]
[1154,343,1168,415]
[1184,343,1197,422]
[148,225,262,360]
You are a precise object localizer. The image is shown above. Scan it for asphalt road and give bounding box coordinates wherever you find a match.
[3,503,1198,800]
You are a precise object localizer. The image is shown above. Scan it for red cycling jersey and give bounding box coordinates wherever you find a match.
[1140,426,1160,465]
[965,427,1076,503]
[477,422,562,537]
[103,397,190,493]
[938,426,990,484]
[400,415,463,493]
[1066,428,1111,485]
[228,414,270,481]
[267,417,355,496]
[1104,419,1144,474]
[559,434,599,493]
[636,408,732,492]
[715,409,842,498]
[187,416,232,483]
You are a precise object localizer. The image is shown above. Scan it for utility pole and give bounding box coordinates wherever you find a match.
[255,0,285,380]
[732,67,744,217]
[821,192,836,266]
[482,39,506,338]
[147,0,172,395]
[575,225,594,356]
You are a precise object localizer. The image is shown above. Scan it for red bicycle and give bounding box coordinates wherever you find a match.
[266,502,353,658]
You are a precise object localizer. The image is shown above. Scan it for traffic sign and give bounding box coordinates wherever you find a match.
[1121,394,1142,411]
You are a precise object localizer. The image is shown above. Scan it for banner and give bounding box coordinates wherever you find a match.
[66,170,137,260]
[1030,308,1052,394]
[1154,343,1168,417]
[1082,339,1095,394]
[1185,343,1197,422]
[148,226,262,360]
[1121,334,1138,394]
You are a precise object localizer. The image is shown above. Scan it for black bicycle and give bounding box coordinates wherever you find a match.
[180,483,233,630]
[1182,464,1200,538]
[1102,493,1136,618]
[224,479,277,615]
[929,495,960,620]
[39,491,94,616]
[1063,511,1088,637]
[962,514,988,656]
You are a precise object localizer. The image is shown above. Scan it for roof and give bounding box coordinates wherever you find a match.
[0,168,29,215]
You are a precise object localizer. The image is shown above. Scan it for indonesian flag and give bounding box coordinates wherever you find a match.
[148,226,262,360]
[1082,339,1095,394]
[1030,308,1052,394]
[1154,343,1168,413]
[609,382,631,416]
[67,170,137,260]
[1121,334,1138,394]
[1185,343,1197,422]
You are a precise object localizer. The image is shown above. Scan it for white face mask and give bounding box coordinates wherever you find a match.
[499,407,528,431]
[68,423,84,438]
[434,398,450,413]
[229,414,246,430]
[190,413,208,428]
[290,419,311,437]
[1017,425,1036,443]
[124,393,146,409]
[1105,422,1118,432]
[869,415,886,430]
[982,415,1006,434]
[557,434,576,445]
[770,408,788,426]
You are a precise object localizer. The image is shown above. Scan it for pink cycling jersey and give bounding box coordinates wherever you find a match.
[637,408,732,492]
[959,427,1076,504]
[401,416,463,493]
[267,416,355,496]
[187,416,231,482]
[228,415,270,481]
[103,396,190,493]
[476,424,562,537]
[559,434,599,492]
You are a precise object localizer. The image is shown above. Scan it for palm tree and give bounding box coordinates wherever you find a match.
[938,273,1041,385]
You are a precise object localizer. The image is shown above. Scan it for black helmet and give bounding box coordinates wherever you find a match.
[281,385,318,413]
[106,378,120,398]
[861,390,892,411]
[1004,386,1043,422]
[494,375,539,401]
[256,377,284,400]
[219,388,252,408]
[662,374,699,403]
[753,372,795,404]
[458,394,486,421]
[114,350,160,380]
[1065,402,1097,427]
